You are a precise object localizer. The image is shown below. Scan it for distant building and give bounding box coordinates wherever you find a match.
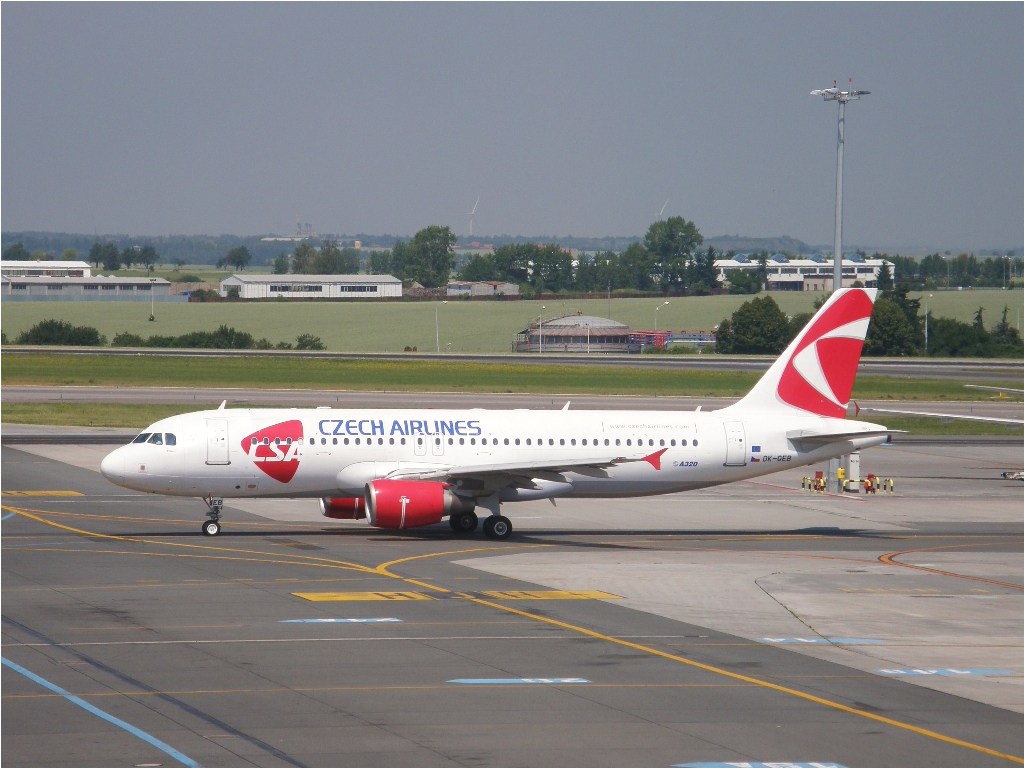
[515,314,630,353]
[713,254,893,291]
[1,260,92,278]
[447,280,520,298]
[220,274,402,299]
[2,275,173,302]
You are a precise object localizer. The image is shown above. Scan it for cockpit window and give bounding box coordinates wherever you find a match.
[165,434,176,446]
[132,433,152,444]
[147,433,164,445]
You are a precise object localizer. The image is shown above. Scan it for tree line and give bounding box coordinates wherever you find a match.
[714,287,1023,358]
[9,319,324,351]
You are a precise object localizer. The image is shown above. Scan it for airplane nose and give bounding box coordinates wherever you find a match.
[100,450,124,482]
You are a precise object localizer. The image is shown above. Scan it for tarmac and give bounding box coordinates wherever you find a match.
[2,435,1022,768]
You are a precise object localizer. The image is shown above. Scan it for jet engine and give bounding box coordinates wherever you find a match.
[319,497,367,520]
[364,479,475,530]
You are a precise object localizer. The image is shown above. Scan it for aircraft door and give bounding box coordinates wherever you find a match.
[723,421,746,466]
[414,436,427,457]
[206,419,231,465]
[431,435,445,457]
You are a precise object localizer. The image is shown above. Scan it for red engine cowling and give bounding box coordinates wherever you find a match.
[365,479,475,530]
[320,497,367,520]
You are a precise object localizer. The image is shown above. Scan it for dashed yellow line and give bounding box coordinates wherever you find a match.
[294,591,436,602]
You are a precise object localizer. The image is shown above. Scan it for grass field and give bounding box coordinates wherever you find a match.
[3,290,1022,353]
[3,353,1021,434]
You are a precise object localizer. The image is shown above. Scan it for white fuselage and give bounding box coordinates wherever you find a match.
[100,406,889,501]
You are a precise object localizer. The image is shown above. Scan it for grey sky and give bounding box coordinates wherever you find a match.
[3,3,1022,251]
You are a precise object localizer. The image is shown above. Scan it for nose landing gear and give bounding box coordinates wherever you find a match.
[202,496,223,536]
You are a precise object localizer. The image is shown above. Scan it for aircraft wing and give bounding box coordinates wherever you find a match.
[386,449,669,483]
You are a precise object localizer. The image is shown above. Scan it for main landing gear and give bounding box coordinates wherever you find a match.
[448,511,513,540]
[202,496,223,536]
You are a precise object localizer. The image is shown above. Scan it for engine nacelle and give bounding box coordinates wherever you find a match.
[319,497,367,520]
[365,479,475,530]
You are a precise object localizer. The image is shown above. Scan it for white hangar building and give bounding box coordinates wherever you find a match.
[220,274,402,300]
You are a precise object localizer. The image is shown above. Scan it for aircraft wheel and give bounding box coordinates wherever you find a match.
[449,512,479,534]
[202,520,221,536]
[483,515,512,540]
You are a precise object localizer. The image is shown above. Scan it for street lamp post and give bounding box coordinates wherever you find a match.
[435,300,447,354]
[539,305,546,354]
[924,293,933,353]
[655,300,669,331]
[812,81,870,293]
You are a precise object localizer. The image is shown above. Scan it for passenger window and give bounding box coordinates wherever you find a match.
[133,433,151,444]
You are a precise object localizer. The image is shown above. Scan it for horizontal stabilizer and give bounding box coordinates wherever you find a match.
[787,428,899,444]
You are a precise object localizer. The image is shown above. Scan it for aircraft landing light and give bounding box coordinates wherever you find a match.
[292,589,622,602]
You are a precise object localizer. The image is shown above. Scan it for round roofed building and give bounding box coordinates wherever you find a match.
[514,313,630,353]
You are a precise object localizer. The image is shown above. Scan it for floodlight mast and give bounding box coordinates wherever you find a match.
[811,82,870,293]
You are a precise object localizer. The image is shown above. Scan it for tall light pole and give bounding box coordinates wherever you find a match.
[924,293,933,353]
[435,300,447,354]
[812,81,870,293]
[655,300,669,330]
[539,305,546,354]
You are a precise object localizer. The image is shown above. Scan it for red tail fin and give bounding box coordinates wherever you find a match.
[724,288,877,418]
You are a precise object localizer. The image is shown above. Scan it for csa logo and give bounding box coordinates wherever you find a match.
[776,289,873,418]
[242,420,303,483]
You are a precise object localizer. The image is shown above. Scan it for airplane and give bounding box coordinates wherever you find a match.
[100,288,893,539]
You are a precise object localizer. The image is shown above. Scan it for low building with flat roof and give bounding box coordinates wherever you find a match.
[220,274,402,299]
[1,260,92,278]
[2,275,173,302]
[447,280,520,298]
[714,254,893,291]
